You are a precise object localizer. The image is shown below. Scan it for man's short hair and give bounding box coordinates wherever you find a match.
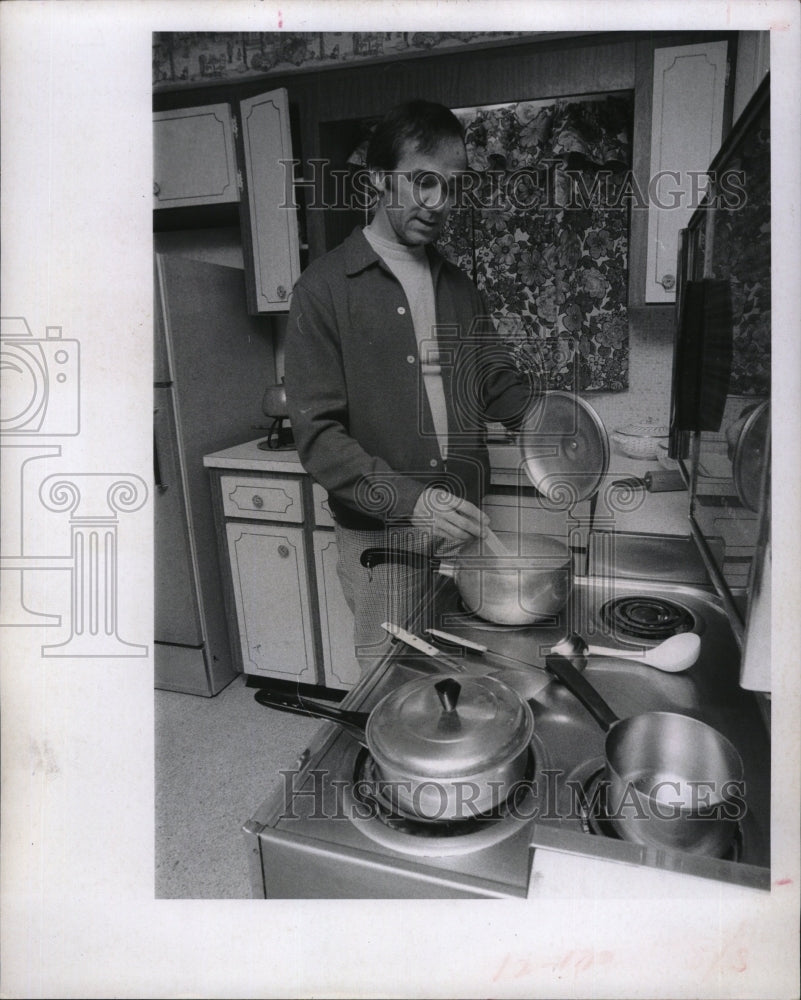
[365,100,466,172]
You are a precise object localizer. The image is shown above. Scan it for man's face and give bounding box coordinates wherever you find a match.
[375,136,467,247]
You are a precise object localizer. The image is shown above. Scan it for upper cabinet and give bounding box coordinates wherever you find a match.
[153,87,302,314]
[153,103,239,208]
[732,31,770,123]
[644,41,729,303]
[238,89,303,314]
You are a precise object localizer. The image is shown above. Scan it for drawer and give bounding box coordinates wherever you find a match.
[312,483,336,528]
[221,475,303,522]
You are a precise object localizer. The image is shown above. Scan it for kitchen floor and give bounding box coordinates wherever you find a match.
[155,674,322,898]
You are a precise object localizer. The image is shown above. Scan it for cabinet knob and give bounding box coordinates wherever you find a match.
[276,285,287,300]
[660,273,676,290]
[277,544,290,559]
[153,181,161,197]
[252,494,264,509]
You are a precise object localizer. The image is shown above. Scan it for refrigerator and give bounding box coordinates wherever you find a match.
[154,252,275,695]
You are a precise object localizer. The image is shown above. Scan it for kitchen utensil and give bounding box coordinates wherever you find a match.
[254,671,534,820]
[611,420,669,460]
[551,631,700,672]
[544,653,744,856]
[483,525,511,556]
[385,623,554,701]
[518,391,609,504]
[731,399,769,513]
[361,530,571,626]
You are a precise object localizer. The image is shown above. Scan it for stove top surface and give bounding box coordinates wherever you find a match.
[249,575,771,896]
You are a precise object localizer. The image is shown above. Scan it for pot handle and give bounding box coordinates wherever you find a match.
[253,688,370,745]
[545,653,620,732]
[360,547,439,571]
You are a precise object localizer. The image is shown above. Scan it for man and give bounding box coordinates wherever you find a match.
[284,99,535,672]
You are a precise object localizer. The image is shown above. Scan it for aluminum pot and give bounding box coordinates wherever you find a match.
[361,530,571,626]
[545,654,745,856]
[254,673,535,820]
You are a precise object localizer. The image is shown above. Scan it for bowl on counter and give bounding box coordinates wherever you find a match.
[611,421,669,460]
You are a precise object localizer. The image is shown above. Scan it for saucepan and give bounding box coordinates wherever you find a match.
[361,530,571,625]
[254,672,534,820]
[545,654,745,856]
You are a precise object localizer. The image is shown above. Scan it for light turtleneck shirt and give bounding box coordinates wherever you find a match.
[362,224,449,460]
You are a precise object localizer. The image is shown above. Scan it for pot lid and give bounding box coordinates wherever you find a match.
[366,674,534,778]
[732,399,769,513]
[614,421,669,438]
[518,391,610,505]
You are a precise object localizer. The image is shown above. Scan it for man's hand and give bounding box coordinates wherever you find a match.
[411,486,489,544]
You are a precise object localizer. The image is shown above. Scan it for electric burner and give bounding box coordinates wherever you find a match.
[600,596,696,641]
[577,766,743,862]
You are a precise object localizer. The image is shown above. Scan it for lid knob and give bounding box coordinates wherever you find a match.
[434,678,461,713]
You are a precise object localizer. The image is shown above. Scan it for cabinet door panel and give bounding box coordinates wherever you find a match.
[239,87,301,313]
[313,531,361,690]
[153,104,239,208]
[226,523,317,682]
[645,42,728,302]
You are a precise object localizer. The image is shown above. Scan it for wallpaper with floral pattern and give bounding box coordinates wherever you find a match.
[439,96,633,393]
[153,31,535,87]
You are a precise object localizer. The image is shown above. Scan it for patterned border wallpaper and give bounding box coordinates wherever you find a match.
[153,31,536,88]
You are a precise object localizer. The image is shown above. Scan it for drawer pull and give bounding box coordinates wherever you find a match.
[252,494,264,509]
[660,273,676,290]
[277,544,290,558]
[277,284,287,300]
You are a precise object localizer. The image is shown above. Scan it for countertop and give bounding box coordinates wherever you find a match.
[204,437,691,536]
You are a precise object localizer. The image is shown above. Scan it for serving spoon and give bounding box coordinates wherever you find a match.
[551,631,701,673]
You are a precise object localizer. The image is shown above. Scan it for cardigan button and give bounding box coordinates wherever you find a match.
[406,355,415,364]
[397,306,406,315]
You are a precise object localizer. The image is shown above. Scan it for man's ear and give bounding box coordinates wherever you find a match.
[370,169,388,194]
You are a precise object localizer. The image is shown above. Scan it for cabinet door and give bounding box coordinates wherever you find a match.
[239,87,302,313]
[313,531,361,690]
[645,42,728,302]
[225,522,317,682]
[153,104,239,208]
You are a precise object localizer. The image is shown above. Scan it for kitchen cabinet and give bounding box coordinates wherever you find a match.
[238,88,303,314]
[154,87,302,315]
[205,449,362,691]
[644,41,729,303]
[225,520,317,682]
[153,103,239,208]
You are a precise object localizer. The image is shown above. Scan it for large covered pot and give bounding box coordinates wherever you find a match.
[254,672,535,820]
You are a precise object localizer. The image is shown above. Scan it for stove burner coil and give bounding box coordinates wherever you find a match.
[600,596,696,641]
[578,768,742,862]
[352,748,537,839]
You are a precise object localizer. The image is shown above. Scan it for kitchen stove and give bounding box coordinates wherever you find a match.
[244,557,771,898]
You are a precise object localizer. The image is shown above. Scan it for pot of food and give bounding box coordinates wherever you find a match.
[545,654,745,856]
[254,672,535,820]
[361,530,571,625]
